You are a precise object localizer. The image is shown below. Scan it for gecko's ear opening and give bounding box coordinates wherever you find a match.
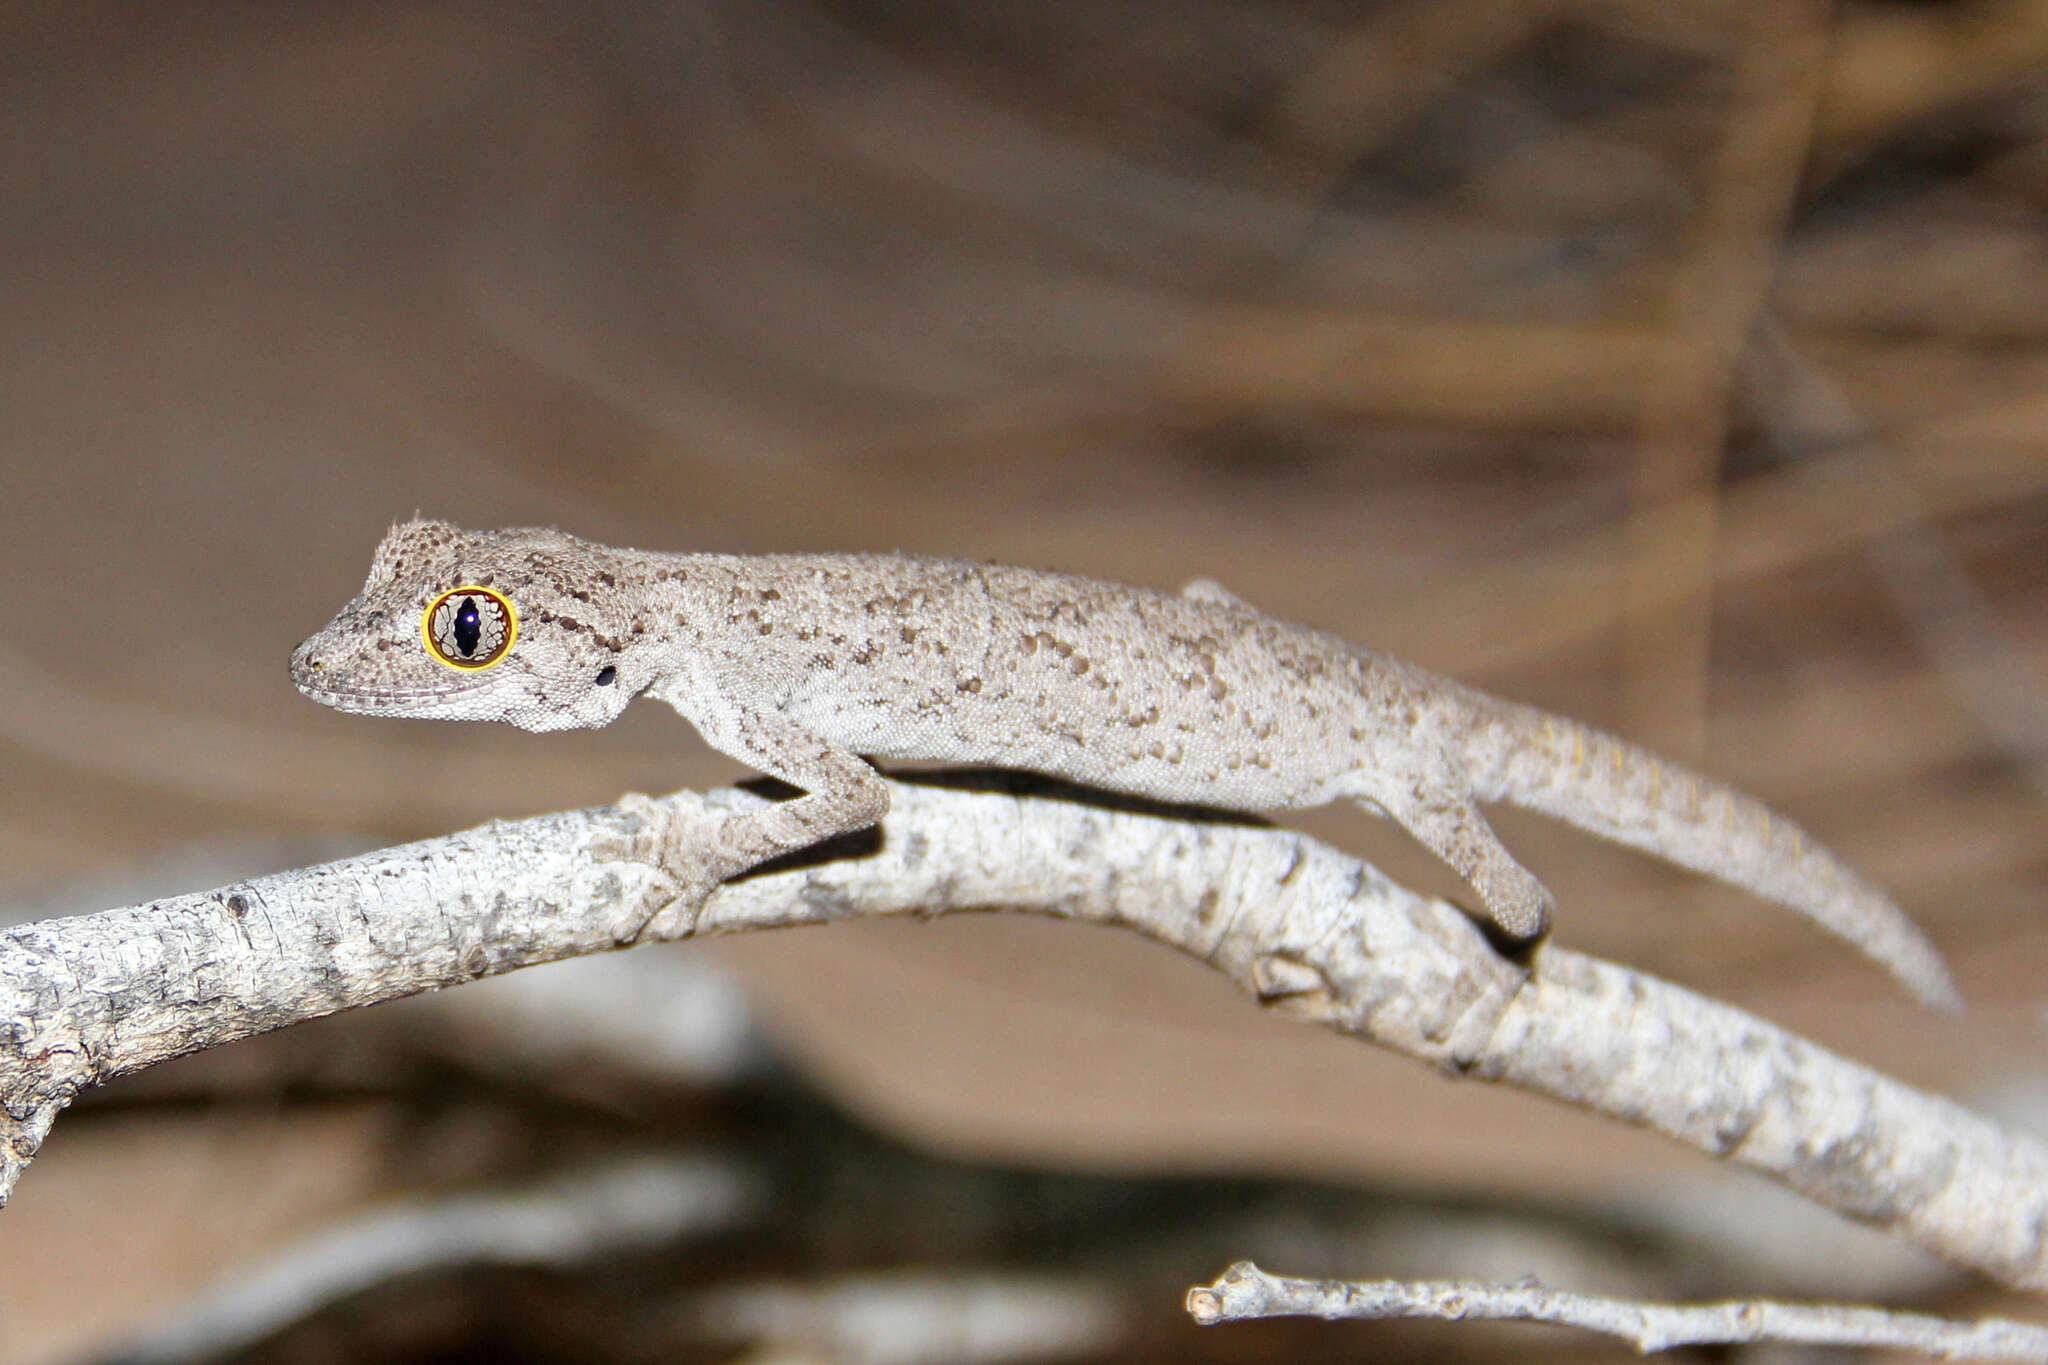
[595,666,618,687]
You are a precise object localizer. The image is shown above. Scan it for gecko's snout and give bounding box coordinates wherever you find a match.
[287,638,326,693]
[288,624,366,699]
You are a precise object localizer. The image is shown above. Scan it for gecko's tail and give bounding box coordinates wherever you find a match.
[1447,686,1960,1012]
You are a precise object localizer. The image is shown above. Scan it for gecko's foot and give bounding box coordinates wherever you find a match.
[1473,863,1555,946]
[594,792,724,943]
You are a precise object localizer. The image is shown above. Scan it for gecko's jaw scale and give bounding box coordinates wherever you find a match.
[293,677,490,711]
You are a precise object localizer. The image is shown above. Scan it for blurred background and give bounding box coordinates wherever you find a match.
[1,0,2045,1359]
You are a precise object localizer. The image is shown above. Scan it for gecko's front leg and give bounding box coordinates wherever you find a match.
[598,693,891,941]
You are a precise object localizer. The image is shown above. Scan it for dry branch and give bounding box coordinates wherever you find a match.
[1,776,2043,1290]
[1188,1261,2048,1359]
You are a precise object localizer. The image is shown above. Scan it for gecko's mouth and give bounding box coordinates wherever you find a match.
[290,664,494,712]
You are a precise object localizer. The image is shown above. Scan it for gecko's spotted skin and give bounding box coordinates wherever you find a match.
[292,520,1958,1010]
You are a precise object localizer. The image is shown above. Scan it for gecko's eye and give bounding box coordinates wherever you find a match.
[422,586,517,671]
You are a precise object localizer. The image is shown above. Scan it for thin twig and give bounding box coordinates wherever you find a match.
[1188,1260,2048,1359]
[98,1156,761,1365]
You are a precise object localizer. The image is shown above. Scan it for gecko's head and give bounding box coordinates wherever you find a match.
[291,519,654,732]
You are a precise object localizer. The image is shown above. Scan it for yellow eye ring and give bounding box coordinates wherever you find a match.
[422,586,518,671]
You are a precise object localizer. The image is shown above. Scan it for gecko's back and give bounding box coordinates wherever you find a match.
[729,553,1429,813]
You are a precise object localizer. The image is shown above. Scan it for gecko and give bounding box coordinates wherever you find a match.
[290,519,1958,1011]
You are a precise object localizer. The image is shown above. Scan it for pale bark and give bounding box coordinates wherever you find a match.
[1188,1261,2048,1360]
[2,776,2042,1293]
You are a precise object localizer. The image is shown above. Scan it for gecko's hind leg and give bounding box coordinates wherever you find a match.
[1369,783,1555,943]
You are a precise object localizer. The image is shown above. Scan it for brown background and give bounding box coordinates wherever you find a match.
[1,1,2044,1360]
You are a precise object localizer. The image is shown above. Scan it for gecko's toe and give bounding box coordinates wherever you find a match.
[1478,865,1554,943]
[591,793,663,870]
[593,792,725,943]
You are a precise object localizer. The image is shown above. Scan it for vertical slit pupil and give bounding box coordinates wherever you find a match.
[454,597,483,657]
